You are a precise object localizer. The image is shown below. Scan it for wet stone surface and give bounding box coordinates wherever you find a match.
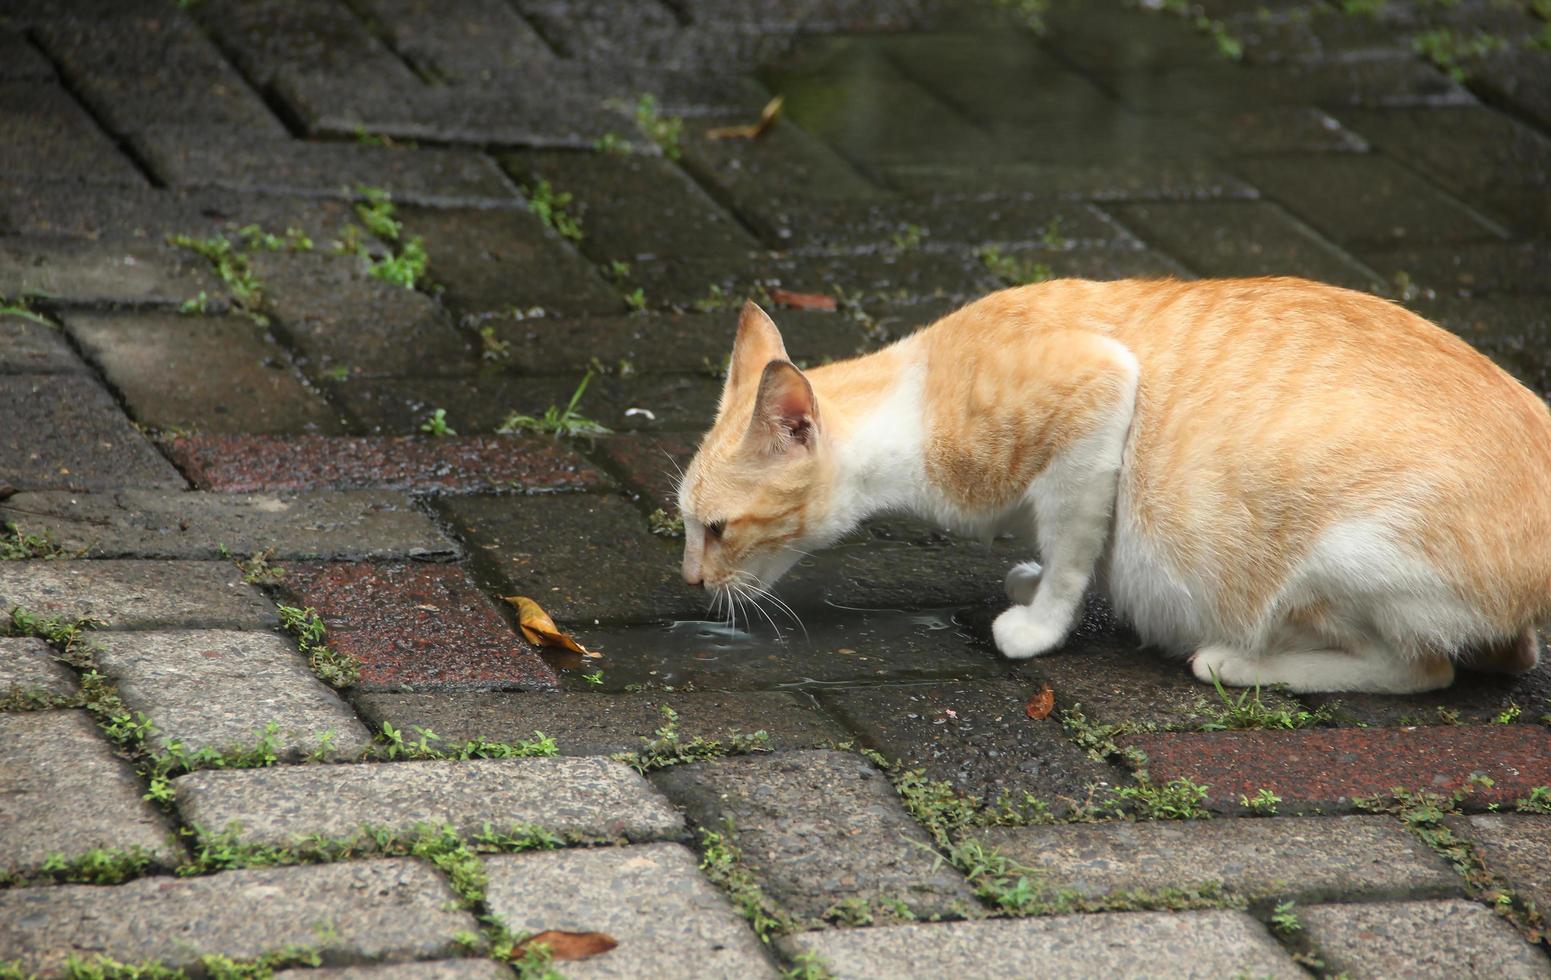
[1466,814,1551,920]
[0,81,145,185]
[0,375,186,492]
[0,711,183,876]
[653,749,980,921]
[279,562,560,692]
[0,561,277,630]
[0,490,457,561]
[0,638,77,702]
[174,757,684,845]
[0,238,221,308]
[162,434,608,494]
[0,859,477,975]
[816,679,1119,813]
[352,690,848,757]
[1298,899,1551,979]
[1360,241,1551,298]
[63,311,347,436]
[1128,726,1551,814]
[91,629,373,758]
[0,314,87,374]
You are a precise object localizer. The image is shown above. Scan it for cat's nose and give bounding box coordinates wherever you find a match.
[683,572,703,587]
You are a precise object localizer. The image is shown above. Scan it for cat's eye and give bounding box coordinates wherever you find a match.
[706,520,726,539]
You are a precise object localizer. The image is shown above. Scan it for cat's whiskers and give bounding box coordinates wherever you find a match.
[734,570,807,640]
[732,580,784,640]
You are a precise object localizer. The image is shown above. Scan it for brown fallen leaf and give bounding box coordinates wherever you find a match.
[502,595,599,658]
[512,930,618,962]
[705,94,784,141]
[1025,683,1055,720]
[768,287,838,312]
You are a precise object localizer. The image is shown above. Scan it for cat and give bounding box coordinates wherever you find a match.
[676,281,1551,694]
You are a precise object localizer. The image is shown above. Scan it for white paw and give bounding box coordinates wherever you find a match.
[993,605,1067,660]
[1189,644,1255,686]
[1003,561,1043,605]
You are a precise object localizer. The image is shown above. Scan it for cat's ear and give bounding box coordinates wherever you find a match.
[745,360,819,454]
[725,300,788,398]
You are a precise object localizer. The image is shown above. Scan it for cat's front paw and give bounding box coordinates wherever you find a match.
[992,605,1067,660]
[1003,561,1043,606]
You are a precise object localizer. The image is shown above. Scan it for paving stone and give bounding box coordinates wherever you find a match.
[0,81,144,186]
[352,690,849,757]
[881,32,1112,126]
[487,310,871,375]
[278,562,560,692]
[1235,153,1507,249]
[0,638,77,702]
[0,184,363,246]
[981,815,1459,904]
[63,311,347,436]
[33,9,236,76]
[176,756,683,844]
[162,434,608,493]
[336,373,723,435]
[593,432,699,511]
[0,490,456,561]
[1303,656,1551,728]
[133,129,520,207]
[1336,106,1551,237]
[1046,2,1231,71]
[69,67,286,139]
[769,197,1140,255]
[0,561,277,630]
[882,159,1258,202]
[0,375,185,492]
[195,0,419,88]
[816,678,1119,814]
[0,315,86,374]
[92,629,372,757]
[397,206,620,320]
[0,237,222,306]
[249,252,476,378]
[652,749,978,920]
[0,33,53,80]
[276,963,512,980]
[1104,200,1383,289]
[1468,814,1551,921]
[1100,57,1471,113]
[0,858,476,975]
[1299,899,1551,979]
[484,843,778,979]
[350,0,553,83]
[1128,726,1551,814]
[1361,241,1551,298]
[1465,47,1551,133]
[504,151,760,265]
[0,711,181,876]
[779,909,1304,979]
[1416,295,1551,399]
[1198,106,1369,154]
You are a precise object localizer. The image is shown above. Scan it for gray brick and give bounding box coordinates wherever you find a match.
[0,638,77,702]
[0,34,53,81]
[1300,899,1550,978]
[91,629,372,757]
[0,315,85,374]
[484,843,778,979]
[0,561,278,630]
[1468,814,1551,919]
[276,964,511,980]
[652,750,978,921]
[0,81,144,186]
[0,490,458,561]
[0,375,186,492]
[350,0,553,83]
[1361,241,1551,298]
[133,129,520,207]
[174,757,684,844]
[882,159,1257,202]
[980,816,1459,904]
[779,909,1304,978]
[0,237,222,307]
[63,311,348,435]
[0,711,181,876]
[194,0,418,88]
[0,858,476,975]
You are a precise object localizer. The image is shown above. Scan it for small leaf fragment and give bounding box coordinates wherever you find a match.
[1025,683,1055,720]
[705,94,784,141]
[768,287,837,311]
[513,930,618,962]
[502,595,598,657]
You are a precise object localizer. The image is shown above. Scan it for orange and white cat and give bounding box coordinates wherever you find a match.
[678,281,1551,694]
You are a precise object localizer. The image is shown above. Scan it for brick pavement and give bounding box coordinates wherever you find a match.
[2,0,1549,975]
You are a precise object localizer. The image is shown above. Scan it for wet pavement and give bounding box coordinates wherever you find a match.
[2,0,1550,975]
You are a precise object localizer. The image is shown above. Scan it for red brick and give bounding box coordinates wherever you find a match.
[281,562,560,691]
[1128,726,1551,813]
[162,434,608,493]
[595,433,697,512]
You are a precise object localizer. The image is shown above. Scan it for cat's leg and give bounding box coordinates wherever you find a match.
[993,344,1139,660]
[1466,627,1540,675]
[1003,561,1043,605]
[1190,644,1455,694]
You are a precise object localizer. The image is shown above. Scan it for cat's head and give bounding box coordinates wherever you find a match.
[678,301,837,594]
